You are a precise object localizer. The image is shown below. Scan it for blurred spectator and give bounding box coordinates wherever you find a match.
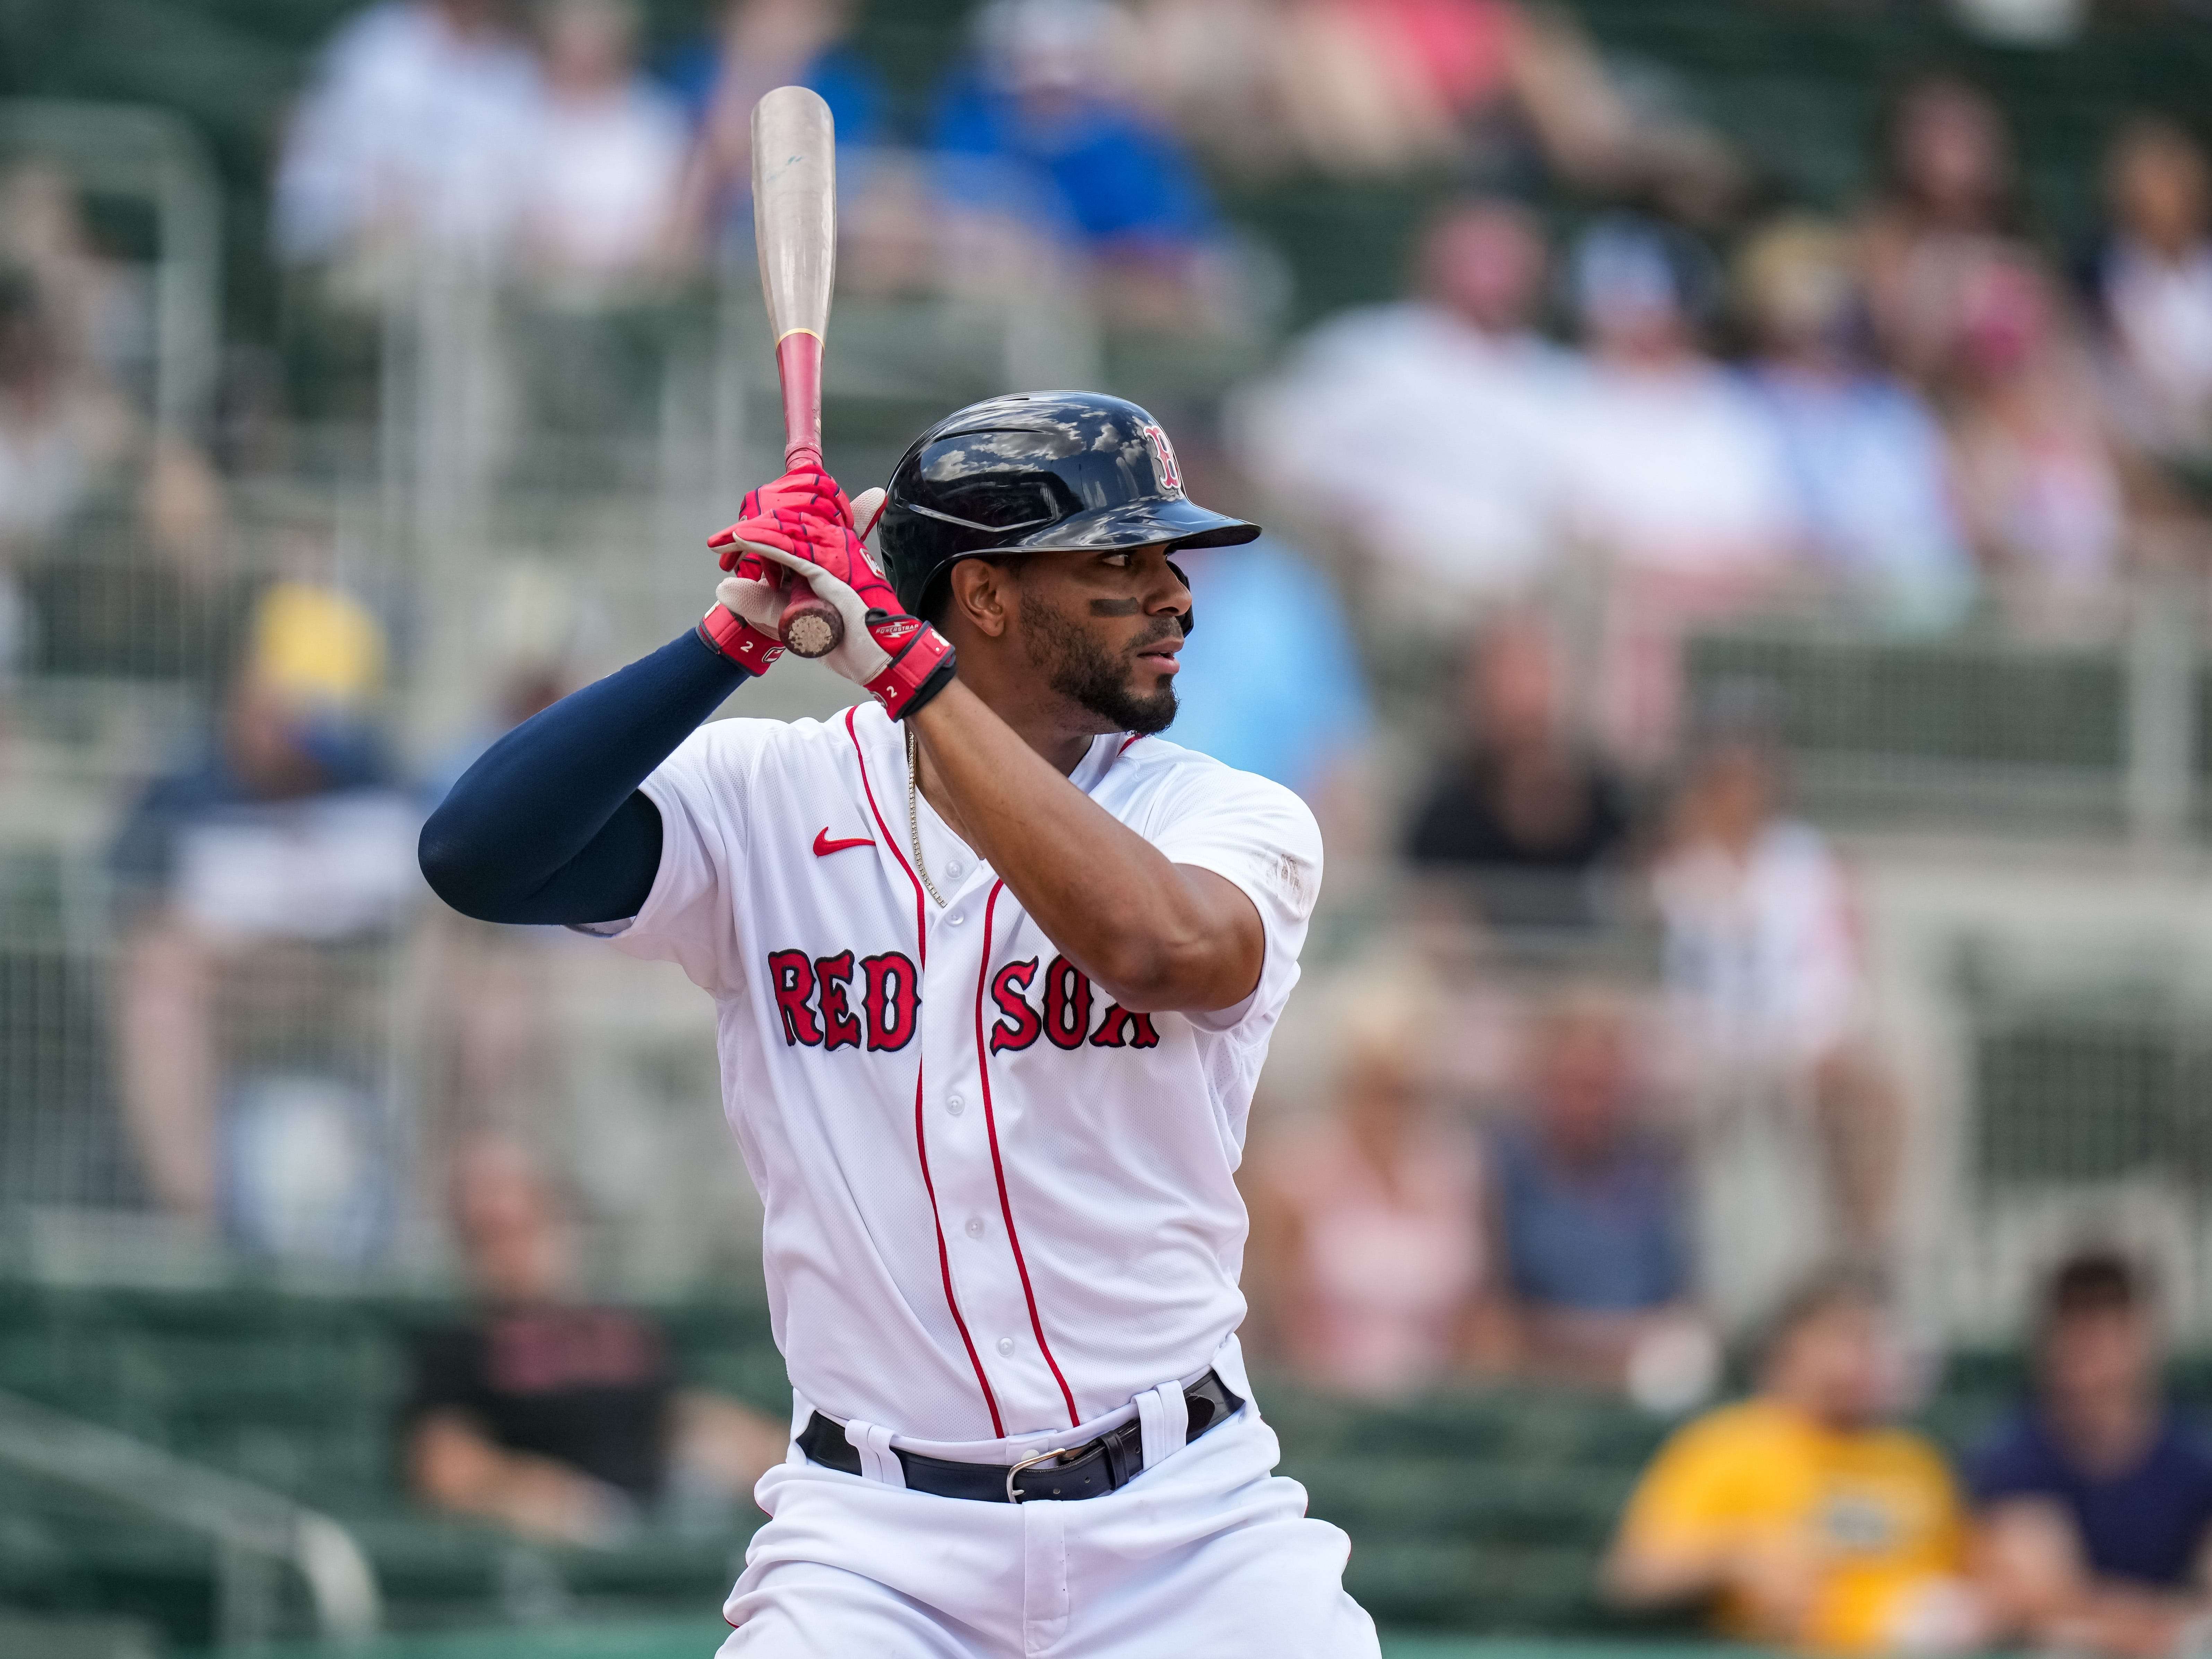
[1942,248,2132,613]
[514,0,687,286]
[1167,532,1371,807]
[1561,216,1796,583]
[1152,441,1373,833]
[0,163,151,403]
[1606,1265,1991,1656]
[1246,982,1502,1397]
[661,0,886,265]
[1652,726,1900,1265]
[2090,118,2212,469]
[407,1135,786,1544]
[0,269,129,563]
[109,584,421,1242]
[1857,76,2030,383]
[275,0,540,269]
[1736,217,1976,633]
[1487,985,1711,1405]
[1970,1250,2212,1657]
[1948,0,2087,47]
[1404,614,1633,933]
[1142,0,1523,181]
[1560,217,1797,765]
[1234,198,1578,623]
[1131,0,1743,223]
[421,570,591,1140]
[930,0,1222,328]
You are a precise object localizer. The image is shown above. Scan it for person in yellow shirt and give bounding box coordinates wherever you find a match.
[1604,1265,1995,1655]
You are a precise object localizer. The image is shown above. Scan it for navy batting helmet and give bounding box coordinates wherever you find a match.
[874,391,1259,623]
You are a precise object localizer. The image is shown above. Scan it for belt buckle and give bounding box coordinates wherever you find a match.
[1005,1443,1078,1504]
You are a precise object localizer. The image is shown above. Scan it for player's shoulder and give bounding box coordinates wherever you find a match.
[1112,732,1301,803]
[667,705,875,779]
[1108,734,1320,842]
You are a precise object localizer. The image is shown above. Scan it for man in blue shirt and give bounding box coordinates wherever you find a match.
[1487,987,1695,1391]
[1969,1250,2212,1656]
[929,0,1217,322]
[658,0,886,256]
[1165,535,1370,808]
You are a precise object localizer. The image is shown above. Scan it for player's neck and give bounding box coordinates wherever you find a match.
[949,662,1100,777]
[909,678,1096,844]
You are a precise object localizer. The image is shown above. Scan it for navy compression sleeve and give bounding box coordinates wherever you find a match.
[419,630,747,925]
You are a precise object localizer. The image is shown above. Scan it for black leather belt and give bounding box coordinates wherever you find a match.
[798,1370,1243,1503]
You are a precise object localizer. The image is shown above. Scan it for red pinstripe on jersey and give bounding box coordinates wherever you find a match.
[974,880,1082,1429]
[845,707,1005,1437]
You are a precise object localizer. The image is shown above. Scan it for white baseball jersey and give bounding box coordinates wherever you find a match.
[588,700,1321,1445]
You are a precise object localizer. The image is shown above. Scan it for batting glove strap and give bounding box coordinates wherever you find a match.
[696,601,786,675]
[863,619,956,720]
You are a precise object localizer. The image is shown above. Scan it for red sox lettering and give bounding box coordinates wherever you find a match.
[767,948,1158,1053]
[767,949,920,1051]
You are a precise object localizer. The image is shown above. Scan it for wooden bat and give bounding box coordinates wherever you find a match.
[751,85,842,659]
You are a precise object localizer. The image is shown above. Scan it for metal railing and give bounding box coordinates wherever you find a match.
[0,1388,380,1649]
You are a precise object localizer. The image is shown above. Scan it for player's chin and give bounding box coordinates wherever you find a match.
[1123,679,1179,736]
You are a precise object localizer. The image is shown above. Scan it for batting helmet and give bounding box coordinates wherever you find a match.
[874,391,1260,623]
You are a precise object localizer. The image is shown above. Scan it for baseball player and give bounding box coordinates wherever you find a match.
[421,390,1377,1656]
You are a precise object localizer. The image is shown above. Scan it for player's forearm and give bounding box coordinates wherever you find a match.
[909,681,1257,1010]
[419,630,745,925]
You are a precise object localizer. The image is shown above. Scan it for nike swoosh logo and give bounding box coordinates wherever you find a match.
[813,828,876,857]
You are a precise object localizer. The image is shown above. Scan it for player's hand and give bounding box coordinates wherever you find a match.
[713,486,957,720]
[708,462,855,571]
[695,463,854,674]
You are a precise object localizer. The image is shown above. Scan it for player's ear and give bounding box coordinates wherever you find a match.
[949,557,1012,639]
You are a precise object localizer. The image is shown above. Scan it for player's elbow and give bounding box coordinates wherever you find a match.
[417,808,510,921]
[1085,928,1241,1015]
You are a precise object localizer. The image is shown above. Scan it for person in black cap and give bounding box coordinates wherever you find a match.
[417,392,1376,1654]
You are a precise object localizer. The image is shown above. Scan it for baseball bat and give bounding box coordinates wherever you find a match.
[751,85,842,660]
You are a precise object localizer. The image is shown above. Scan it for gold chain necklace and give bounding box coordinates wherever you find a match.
[905,724,947,909]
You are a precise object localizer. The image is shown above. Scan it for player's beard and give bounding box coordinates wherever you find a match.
[1019,593,1180,736]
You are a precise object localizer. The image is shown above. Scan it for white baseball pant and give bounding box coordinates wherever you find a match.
[718,1394,1378,1658]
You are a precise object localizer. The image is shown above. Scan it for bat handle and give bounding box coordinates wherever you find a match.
[774,440,845,660]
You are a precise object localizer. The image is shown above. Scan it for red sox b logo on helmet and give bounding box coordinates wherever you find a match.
[1140,423,1184,498]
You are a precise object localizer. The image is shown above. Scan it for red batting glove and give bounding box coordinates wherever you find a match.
[697,462,858,672]
[708,462,852,572]
[713,500,955,720]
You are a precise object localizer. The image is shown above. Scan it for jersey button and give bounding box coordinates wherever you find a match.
[948,911,965,925]
[947,1094,965,1116]
[965,1216,984,1239]
[997,1337,1015,1356]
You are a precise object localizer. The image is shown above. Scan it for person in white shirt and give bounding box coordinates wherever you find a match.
[419,391,1377,1655]
[2092,117,2212,465]
[1559,216,1796,580]
[274,0,540,266]
[1558,215,1798,764]
[516,0,689,283]
[1232,196,1579,621]
[1651,725,1902,1317]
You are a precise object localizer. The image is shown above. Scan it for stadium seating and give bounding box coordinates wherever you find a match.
[12,1279,2180,1649]
[7,0,2212,338]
